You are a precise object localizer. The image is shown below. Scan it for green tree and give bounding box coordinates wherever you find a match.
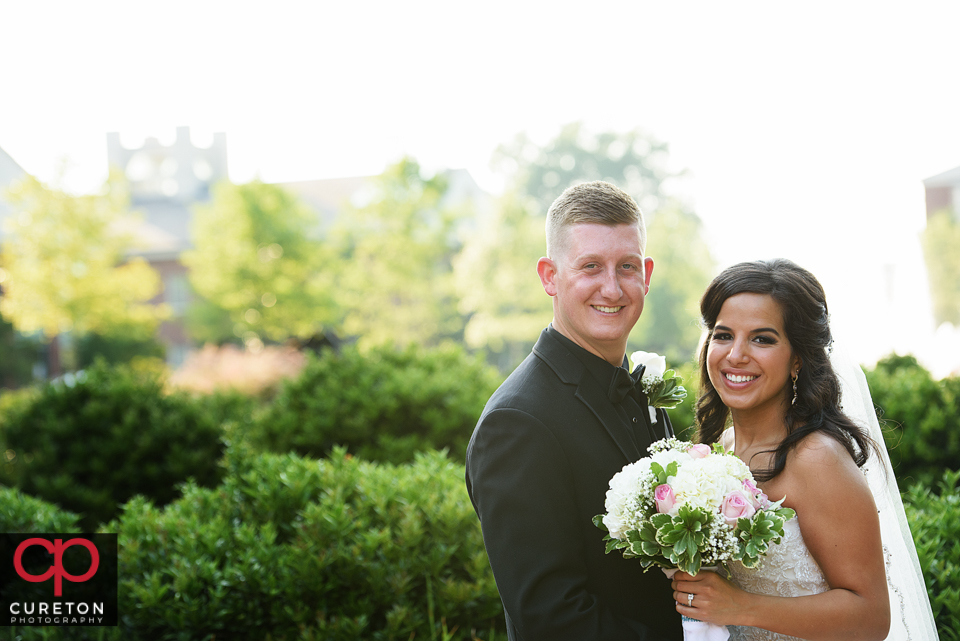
[0,175,167,371]
[921,211,960,326]
[463,123,713,369]
[866,353,960,485]
[629,204,714,365]
[491,121,676,215]
[333,158,464,348]
[0,312,41,388]
[183,180,337,349]
[454,192,552,369]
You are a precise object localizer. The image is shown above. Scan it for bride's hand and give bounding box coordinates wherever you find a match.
[671,569,747,626]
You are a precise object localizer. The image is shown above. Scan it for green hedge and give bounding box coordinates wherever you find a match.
[75,331,166,369]
[109,446,502,640]
[246,343,502,463]
[3,447,504,640]
[905,468,960,640]
[2,454,957,641]
[866,354,960,485]
[0,485,81,533]
[0,360,224,529]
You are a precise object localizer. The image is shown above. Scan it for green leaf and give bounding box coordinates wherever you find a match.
[640,522,660,542]
[651,462,666,484]
[651,513,673,528]
[641,541,661,556]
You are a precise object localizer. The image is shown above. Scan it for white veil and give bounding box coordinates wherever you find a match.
[830,345,939,641]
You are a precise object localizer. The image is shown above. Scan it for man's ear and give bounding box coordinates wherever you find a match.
[537,257,558,296]
[643,256,654,294]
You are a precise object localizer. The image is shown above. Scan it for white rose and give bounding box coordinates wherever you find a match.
[630,351,667,381]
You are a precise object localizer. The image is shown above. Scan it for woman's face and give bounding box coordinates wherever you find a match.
[706,293,801,420]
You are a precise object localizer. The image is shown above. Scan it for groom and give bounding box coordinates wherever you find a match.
[466,181,682,640]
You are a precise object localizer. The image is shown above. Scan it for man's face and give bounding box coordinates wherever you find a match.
[537,223,653,364]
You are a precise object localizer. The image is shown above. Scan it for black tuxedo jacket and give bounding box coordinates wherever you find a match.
[466,329,683,641]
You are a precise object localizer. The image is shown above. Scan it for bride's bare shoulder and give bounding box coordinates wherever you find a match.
[786,430,864,482]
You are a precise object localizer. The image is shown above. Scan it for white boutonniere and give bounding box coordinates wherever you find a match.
[629,351,687,423]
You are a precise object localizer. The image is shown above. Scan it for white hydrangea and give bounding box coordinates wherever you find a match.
[602,460,655,539]
[667,454,750,516]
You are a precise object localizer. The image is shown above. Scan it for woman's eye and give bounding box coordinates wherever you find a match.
[712,332,732,341]
[754,335,776,344]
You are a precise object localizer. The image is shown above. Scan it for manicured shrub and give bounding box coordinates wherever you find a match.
[865,354,960,485]
[904,469,960,641]
[0,485,80,533]
[0,360,224,529]
[75,331,166,369]
[110,445,504,640]
[246,343,503,463]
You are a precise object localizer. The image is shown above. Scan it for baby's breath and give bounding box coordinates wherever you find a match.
[647,437,688,455]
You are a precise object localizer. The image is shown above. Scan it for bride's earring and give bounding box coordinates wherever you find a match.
[791,371,800,405]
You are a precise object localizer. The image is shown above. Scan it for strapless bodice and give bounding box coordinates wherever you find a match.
[725,517,829,641]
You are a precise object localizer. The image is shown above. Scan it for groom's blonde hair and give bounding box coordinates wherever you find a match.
[545,181,646,261]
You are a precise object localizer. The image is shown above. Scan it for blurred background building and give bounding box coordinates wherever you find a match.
[923,164,960,221]
[0,147,27,235]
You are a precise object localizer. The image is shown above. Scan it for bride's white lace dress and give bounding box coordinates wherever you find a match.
[725,517,828,641]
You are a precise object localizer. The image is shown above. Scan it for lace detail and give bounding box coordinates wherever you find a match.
[725,518,828,641]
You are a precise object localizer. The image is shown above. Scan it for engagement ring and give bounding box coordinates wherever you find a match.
[687,593,694,607]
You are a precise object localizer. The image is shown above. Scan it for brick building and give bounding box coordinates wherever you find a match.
[922,163,960,220]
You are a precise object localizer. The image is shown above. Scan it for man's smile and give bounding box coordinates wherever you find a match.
[592,305,623,313]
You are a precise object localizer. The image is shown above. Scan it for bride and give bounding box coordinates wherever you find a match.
[670,259,938,641]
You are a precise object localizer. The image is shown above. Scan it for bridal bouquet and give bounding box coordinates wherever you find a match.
[594,438,795,576]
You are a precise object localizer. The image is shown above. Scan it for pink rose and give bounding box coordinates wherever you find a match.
[721,490,757,525]
[742,478,770,508]
[654,484,676,514]
[688,444,711,459]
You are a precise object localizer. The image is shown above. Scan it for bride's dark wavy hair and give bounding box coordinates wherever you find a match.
[695,259,877,481]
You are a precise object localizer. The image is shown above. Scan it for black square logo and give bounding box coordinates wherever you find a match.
[0,534,118,626]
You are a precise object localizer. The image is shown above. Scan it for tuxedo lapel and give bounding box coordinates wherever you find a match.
[575,381,643,462]
[532,331,642,463]
[634,390,658,451]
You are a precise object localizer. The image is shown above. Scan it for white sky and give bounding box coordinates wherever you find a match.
[2,1,959,373]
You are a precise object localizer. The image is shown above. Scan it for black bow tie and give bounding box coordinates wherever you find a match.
[608,364,646,404]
